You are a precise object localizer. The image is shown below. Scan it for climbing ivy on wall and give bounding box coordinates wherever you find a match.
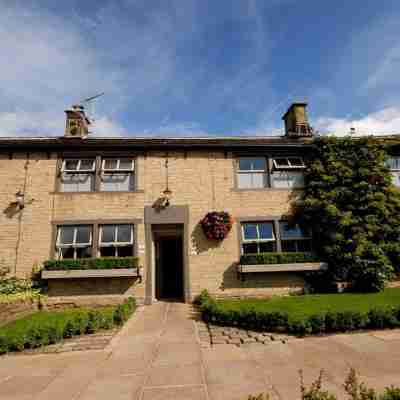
[293,136,400,292]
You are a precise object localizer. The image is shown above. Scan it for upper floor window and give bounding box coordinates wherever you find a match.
[236,156,305,190]
[241,222,276,254]
[237,157,267,189]
[56,225,92,259]
[98,224,134,257]
[60,159,96,192]
[100,158,134,192]
[270,157,305,189]
[59,157,135,192]
[386,156,400,187]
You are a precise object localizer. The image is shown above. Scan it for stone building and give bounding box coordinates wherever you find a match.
[0,103,398,304]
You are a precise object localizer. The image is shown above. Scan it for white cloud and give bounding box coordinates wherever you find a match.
[315,107,400,136]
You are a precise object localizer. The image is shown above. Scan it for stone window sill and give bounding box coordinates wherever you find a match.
[42,268,141,280]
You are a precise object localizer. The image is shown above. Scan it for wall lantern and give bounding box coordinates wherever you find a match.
[14,191,25,210]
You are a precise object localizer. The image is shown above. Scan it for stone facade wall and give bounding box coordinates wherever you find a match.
[0,149,304,301]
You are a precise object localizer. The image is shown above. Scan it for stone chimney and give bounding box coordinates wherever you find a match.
[282,102,313,138]
[64,104,91,138]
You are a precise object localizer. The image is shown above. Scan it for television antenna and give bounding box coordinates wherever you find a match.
[79,92,105,123]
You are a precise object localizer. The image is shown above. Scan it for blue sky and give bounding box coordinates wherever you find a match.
[1,0,400,137]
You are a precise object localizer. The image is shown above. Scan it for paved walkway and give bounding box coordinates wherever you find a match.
[1,302,400,400]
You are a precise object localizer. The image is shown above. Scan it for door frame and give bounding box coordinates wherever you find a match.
[144,206,190,304]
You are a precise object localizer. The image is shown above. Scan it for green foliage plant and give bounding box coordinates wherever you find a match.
[240,252,319,265]
[43,257,139,271]
[293,136,400,292]
[0,297,136,354]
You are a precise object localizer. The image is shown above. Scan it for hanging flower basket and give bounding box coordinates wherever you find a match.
[200,211,234,241]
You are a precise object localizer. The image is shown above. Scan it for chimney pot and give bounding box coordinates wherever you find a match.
[282,102,313,138]
[64,104,90,138]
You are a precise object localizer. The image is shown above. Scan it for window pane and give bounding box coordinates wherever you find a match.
[101,225,115,243]
[59,226,74,244]
[60,173,93,192]
[259,223,274,239]
[271,171,304,189]
[243,243,258,254]
[281,240,297,252]
[238,158,253,171]
[119,159,133,170]
[104,159,118,170]
[297,240,312,252]
[118,245,133,257]
[279,222,306,239]
[76,226,91,244]
[252,158,266,171]
[60,247,74,259]
[117,225,132,242]
[243,224,258,240]
[100,247,116,257]
[64,160,79,171]
[251,172,265,188]
[288,157,304,167]
[391,172,400,187]
[259,241,275,252]
[76,247,92,258]
[79,159,94,170]
[100,173,131,192]
[237,173,252,188]
[274,158,290,167]
[387,157,400,170]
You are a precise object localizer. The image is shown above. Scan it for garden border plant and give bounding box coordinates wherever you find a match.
[240,252,319,265]
[43,256,139,271]
[0,297,136,354]
[196,289,400,337]
[293,136,400,292]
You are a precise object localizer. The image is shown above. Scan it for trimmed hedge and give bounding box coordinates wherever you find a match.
[197,290,400,337]
[240,252,319,265]
[0,297,136,354]
[43,257,139,271]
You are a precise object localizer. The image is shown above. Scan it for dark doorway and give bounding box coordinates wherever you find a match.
[155,236,184,300]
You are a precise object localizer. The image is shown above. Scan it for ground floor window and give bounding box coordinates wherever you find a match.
[55,222,136,260]
[241,220,312,254]
[99,224,134,257]
[56,225,92,259]
[241,222,276,254]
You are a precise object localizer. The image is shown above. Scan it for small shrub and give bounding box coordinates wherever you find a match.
[0,297,136,354]
[300,370,337,400]
[240,252,319,266]
[381,387,400,400]
[43,257,139,271]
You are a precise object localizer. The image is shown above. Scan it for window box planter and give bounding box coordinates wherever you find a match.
[42,267,141,281]
[237,252,327,281]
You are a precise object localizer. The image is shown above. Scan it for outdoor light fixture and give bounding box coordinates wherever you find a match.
[161,155,172,207]
[14,191,25,209]
[162,187,172,207]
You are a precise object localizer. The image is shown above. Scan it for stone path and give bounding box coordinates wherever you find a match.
[13,329,119,355]
[1,301,400,399]
[197,321,291,347]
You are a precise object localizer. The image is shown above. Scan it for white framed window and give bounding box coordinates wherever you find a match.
[271,156,305,189]
[60,159,95,192]
[100,158,134,192]
[241,222,276,254]
[99,224,134,257]
[56,225,92,259]
[386,157,400,187]
[237,157,267,189]
[273,157,305,169]
[279,221,312,252]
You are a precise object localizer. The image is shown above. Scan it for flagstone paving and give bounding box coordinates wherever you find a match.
[1,301,400,399]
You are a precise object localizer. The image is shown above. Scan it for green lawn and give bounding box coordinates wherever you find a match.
[216,288,400,319]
